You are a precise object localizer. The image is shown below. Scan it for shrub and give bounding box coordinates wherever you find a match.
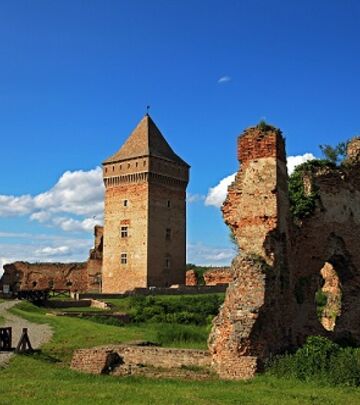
[329,347,360,386]
[267,336,360,386]
[156,323,208,345]
[129,294,224,325]
[288,159,335,219]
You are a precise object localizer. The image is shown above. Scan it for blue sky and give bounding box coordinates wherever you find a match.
[0,0,359,269]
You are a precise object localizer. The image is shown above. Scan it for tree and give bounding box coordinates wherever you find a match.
[319,142,347,165]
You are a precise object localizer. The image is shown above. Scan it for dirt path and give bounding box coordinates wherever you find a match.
[0,300,53,366]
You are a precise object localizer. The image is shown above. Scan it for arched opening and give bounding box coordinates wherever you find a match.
[315,262,342,331]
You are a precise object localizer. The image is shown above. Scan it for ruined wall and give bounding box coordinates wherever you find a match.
[86,225,103,292]
[209,129,360,380]
[209,125,294,379]
[1,225,103,293]
[1,261,89,292]
[185,267,233,286]
[290,145,360,345]
[185,269,198,286]
[71,345,210,375]
[203,267,233,286]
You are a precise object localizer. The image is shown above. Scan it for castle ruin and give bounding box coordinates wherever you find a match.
[209,124,360,379]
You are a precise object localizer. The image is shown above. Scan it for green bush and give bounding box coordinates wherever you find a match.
[288,160,335,219]
[129,294,223,325]
[329,347,360,386]
[267,336,360,386]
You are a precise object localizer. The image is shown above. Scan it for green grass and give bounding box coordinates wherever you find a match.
[10,301,207,364]
[48,306,107,312]
[2,299,360,404]
[1,355,360,404]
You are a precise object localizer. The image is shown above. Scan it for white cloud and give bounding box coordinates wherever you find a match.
[0,195,35,216]
[218,75,231,84]
[0,167,104,232]
[187,242,235,266]
[287,153,315,175]
[187,193,205,203]
[204,173,236,208]
[0,237,93,276]
[34,246,70,256]
[204,153,317,208]
[32,167,104,216]
[52,216,101,232]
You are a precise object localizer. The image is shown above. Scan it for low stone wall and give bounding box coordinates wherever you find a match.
[71,349,120,375]
[185,268,232,287]
[71,345,211,375]
[185,270,198,286]
[203,268,233,286]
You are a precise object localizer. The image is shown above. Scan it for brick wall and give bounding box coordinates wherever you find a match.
[71,345,210,375]
[209,124,293,380]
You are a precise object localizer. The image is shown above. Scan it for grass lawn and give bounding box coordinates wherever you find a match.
[48,306,108,313]
[1,354,360,405]
[10,301,208,364]
[1,299,360,404]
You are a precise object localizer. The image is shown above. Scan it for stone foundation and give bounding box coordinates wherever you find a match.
[71,345,211,378]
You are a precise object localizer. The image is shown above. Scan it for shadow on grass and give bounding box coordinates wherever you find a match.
[18,349,61,364]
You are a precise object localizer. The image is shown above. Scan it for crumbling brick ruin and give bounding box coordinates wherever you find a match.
[209,125,360,379]
[1,226,103,293]
[185,267,233,286]
[71,344,211,379]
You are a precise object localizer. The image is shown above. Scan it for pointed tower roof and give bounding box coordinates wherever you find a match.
[103,115,189,166]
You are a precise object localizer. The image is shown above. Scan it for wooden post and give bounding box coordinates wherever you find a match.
[0,327,13,351]
[15,328,33,353]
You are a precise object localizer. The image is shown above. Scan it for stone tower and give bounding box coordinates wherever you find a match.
[102,115,190,293]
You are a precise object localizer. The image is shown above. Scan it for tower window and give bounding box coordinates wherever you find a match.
[165,228,171,240]
[120,226,128,238]
[120,164,122,170]
[128,163,131,168]
[143,160,146,166]
[165,258,171,268]
[167,200,171,208]
[105,167,108,173]
[124,200,128,207]
[136,162,138,167]
[120,253,127,264]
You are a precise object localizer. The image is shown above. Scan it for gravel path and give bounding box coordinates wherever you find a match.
[0,300,53,366]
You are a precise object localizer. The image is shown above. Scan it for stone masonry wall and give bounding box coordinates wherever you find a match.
[203,267,233,286]
[1,225,103,293]
[209,129,360,380]
[1,261,89,292]
[185,267,232,286]
[209,125,294,380]
[290,155,360,346]
[71,345,210,375]
[185,269,198,286]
